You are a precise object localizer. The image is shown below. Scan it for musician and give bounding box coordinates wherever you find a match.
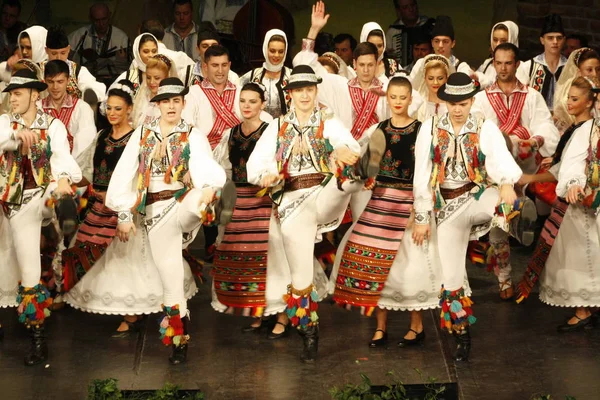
[199,0,249,36]
[68,2,130,85]
[163,0,201,62]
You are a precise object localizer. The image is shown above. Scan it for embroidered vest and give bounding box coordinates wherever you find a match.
[0,118,55,205]
[275,110,334,175]
[583,119,600,209]
[132,126,192,214]
[429,116,488,210]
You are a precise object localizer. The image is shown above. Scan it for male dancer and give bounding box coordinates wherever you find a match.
[473,43,559,299]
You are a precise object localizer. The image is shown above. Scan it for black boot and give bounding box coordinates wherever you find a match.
[356,128,386,179]
[168,317,189,365]
[55,196,79,236]
[298,325,319,363]
[24,325,48,366]
[453,328,471,362]
[215,180,237,225]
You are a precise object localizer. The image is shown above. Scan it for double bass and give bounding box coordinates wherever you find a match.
[232,0,295,71]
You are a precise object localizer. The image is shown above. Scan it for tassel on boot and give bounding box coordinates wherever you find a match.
[453,327,471,362]
[25,324,48,366]
[169,316,189,365]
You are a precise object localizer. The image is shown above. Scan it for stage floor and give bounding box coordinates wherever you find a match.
[1,244,599,399]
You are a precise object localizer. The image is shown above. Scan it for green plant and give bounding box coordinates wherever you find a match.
[329,370,446,400]
[88,379,123,400]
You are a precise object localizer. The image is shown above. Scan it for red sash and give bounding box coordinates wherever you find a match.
[485,89,529,140]
[200,81,241,149]
[43,96,78,152]
[349,79,380,140]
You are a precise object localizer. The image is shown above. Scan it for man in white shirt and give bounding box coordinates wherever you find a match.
[69,2,130,85]
[163,0,200,62]
[473,43,559,299]
[184,29,239,86]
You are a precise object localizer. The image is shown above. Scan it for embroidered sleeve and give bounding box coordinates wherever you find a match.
[117,210,133,224]
[414,211,430,225]
[302,38,315,52]
[555,121,592,198]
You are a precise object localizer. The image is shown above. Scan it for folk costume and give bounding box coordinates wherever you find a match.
[540,118,600,319]
[105,78,229,364]
[183,30,240,87]
[476,21,519,85]
[473,78,559,293]
[330,119,442,315]
[0,69,82,365]
[247,65,383,362]
[0,26,48,83]
[516,14,567,111]
[413,73,526,361]
[239,29,292,118]
[114,33,158,97]
[412,54,451,122]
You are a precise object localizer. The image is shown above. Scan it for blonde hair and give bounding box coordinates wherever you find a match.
[571,76,599,104]
[424,59,449,77]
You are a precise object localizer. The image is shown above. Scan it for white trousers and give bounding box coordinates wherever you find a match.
[144,188,204,317]
[436,188,499,291]
[279,179,363,290]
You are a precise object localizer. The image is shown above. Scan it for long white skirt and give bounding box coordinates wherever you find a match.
[539,205,600,308]
[0,216,19,308]
[65,224,198,315]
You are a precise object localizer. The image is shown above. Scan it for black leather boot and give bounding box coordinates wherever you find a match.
[453,328,471,362]
[24,325,48,366]
[169,317,189,365]
[55,196,79,236]
[298,325,319,363]
[215,180,237,225]
[356,128,386,179]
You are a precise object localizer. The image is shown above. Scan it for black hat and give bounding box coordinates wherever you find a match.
[149,77,189,102]
[430,16,454,40]
[46,26,69,50]
[541,14,565,37]
[282,65,323,91]
[3,68,48,93]
[437,72,480,102]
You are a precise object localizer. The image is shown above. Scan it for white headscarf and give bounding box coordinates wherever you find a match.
[262,29,288,73]
[360,22,386,62]
[320,51,353,80]
[490,21,519,48]
[553,47,595,132]
[17,26,48,63]
[132,33,158,72]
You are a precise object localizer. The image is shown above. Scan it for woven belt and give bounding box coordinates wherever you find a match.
[440,182,477,200]
[146,190,180,206]
[284,173,325,192]
[377,181,413,189]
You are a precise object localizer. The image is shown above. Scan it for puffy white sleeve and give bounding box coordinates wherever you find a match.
[247,119,280,185]
[413,117,434,217]
[480,120,522,185]
[77,133,99,184]
[213,128,232,180]
[48,119,83,184]
[78,66,107,102]
[71,101,98,160]
[189,127,226,189]
[0,114,20,151]
[106,127,143,213]
[228,70,240,86]
[323,117,360,154]
[0,61,11,84]
[182,86,202,129]
[238,70,252,87]
[409,89,423,119]
[527,89,559,157]
[556,120,594,197]
[516,61,531,86]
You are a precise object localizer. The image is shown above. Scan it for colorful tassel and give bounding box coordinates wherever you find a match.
[158,304,188,347]
[438,286,476,334]
[16,284,53,327]
[283,285,319,329]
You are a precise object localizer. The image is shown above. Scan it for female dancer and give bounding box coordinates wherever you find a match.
[360,22,399,79]
[535,77,600,331]
[62,80,197,334]
[115,33,159,95]
[131,54,178,127]
[554,48,600,132]
[239,30,292,119]
[413,54,450,122]
[477,21,519,84]
[330,76,441,347]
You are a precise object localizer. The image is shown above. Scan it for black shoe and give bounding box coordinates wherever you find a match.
[241,317,272,333]
[24,325,48,366]
[169,344,188,365]
[453,328,471,362]
[267,322,290,340]
[112,319,141,338]
[357,128,386,179]
[55,196,79,236]
[514,197,537,246]
[557,314,595,333]
[215,180,237,225]
[397,328,425,348]
[298,325,319,363]
[368,329,387,348]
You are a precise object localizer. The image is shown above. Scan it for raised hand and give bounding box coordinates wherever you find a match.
[311,1,330,33]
